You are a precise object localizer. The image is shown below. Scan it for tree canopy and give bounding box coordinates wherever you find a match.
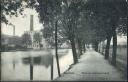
[1,0,127,64]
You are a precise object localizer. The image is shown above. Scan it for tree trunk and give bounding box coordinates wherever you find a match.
[102,41,106,55]
[77,39,82,56]
[83,42,86,52]
[70,38,78,64]
[105,36,112,59]
[98,43,100,52]
[39,42,41,50]
[0,32,2,80]
[0,50,2,80]
[55,20,61,76]
[94,41,98,52]
[0,22,1,80]
[51,55,54,80]
[99,42,102,53]
[112,30,117,65]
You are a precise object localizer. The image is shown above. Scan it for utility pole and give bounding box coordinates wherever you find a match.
[55,20,61,77]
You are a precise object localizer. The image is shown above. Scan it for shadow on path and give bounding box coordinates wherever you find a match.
[55,49,126,81]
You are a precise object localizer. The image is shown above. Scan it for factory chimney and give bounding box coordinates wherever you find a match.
[30,15,34,31]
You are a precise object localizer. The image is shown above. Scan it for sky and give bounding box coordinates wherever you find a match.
[1,8,43,37]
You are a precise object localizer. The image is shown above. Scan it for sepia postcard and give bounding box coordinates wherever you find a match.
[0,0,127,82]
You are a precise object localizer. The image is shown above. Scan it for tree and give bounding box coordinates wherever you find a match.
[1,0,25,24]
[85,0,127,65]
[61,0,78,62]
[41,23,55,48]
[21,33,32,48]
[116,17,127,36]
[1,0,63,79]
[39,0,83,64]
[60,0,88,62]
[76,8,107,52]
[1,0,25,77]
[35,0,62,76]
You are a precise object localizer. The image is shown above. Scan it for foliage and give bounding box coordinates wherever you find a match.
[1,0,127,64]
[85,0,127,36]
[33,32,42,43]
[1,0,26,24]
[21,33,32,46]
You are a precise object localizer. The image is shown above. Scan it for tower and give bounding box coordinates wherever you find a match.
[30,15,34,31]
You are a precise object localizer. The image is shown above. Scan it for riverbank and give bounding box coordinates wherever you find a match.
[54,49,127,81]
[0,49,43,52]
[1,49,73,81]
[0,48,72,52]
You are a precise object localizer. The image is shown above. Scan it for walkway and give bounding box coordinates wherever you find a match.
[55,49,126,81]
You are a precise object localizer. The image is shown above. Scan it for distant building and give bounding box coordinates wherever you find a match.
[25,30,46,49]
[1,34,23,51]
[24,15,46,49]
[1,34,22,46]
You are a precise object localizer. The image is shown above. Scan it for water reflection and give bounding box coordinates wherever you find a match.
[12,60,16,69]
[22,49,69,68]
[22,55,53,68]
[1,49,73,80]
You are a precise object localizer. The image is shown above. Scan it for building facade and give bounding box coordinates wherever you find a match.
[24,15,45,49]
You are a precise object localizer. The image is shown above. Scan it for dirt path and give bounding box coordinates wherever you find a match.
[55,49,127,81]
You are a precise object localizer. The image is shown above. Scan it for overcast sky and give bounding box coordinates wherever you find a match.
[2,8,43,37]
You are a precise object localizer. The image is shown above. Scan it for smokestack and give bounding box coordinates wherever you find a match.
[9,23,15,36]
[30,15,34,31]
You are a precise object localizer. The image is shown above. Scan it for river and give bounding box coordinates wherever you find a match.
[1,49,73,81]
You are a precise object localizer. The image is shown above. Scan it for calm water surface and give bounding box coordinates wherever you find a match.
[1,49,73,81]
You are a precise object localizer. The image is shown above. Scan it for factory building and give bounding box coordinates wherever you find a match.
[24,15,45,49]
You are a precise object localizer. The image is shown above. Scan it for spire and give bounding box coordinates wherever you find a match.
[30,15,34,31]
